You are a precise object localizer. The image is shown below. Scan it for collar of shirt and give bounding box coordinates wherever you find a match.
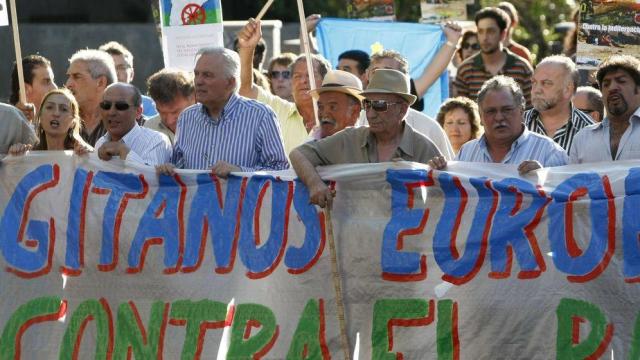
[478,125,530,162]
[598,106,640,131]
[199,93,240,123]
[359,122,415,158]
[528,103,577,131]
[472,48,518,72]
[104,122,142,147]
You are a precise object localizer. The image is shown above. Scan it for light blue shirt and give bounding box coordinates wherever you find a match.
[569,107,640,164]
[456,127,568,166]
[141,95,158,118]
[172,93,289,171]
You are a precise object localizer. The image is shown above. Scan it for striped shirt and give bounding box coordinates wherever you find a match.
[569,107,640,164]
[456,127,568,166]
[172,93,289,171]
[523,105,595,154]
[454,49,533,107]
[95,123,172,166]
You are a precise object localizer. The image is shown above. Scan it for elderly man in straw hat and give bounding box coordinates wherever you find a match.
[309,69,365,139]
[290,68,443,208]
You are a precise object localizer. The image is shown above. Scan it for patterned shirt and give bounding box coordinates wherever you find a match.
[523,105,595,154]
[95,123,172,166]
[454,49,533,107]
[172,93,289,171]
[569,107,640,164]
[456,127,568,166]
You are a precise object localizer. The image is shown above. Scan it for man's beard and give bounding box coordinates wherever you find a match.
[532,97,558,112]
[607,95,629,116]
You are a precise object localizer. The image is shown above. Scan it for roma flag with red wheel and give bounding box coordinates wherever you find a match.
[158,0,223,70]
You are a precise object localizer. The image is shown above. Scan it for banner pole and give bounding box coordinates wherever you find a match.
[9,0,26,105]
[324,207,351,360]
[255,0,274,21]
[295,0,319,129]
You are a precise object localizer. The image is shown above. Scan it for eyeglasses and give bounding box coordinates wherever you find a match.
[269,70,291,80]
[99,101,134,111]
[578,108,596,113]
[461,43,480,50]
[363,99,403,112]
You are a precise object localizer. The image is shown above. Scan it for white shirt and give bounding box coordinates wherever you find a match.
[95,123,172,166]
[569,107,640,164]
[358,108,455,160]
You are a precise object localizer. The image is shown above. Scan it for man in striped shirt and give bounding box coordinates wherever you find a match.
[454,7,533,107]
[524,55,594,153]
[95,83,172,166]
[158,47,288,176]
[430,76,567,174]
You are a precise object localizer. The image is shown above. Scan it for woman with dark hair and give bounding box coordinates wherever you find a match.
[455,30,480,66]
[9,88,92,155]
[436,96,482,154]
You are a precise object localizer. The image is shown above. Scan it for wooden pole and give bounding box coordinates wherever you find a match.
[9,0,26,105]
[295,0,319,128]
[324,207,351,360]
[255,0,274,21]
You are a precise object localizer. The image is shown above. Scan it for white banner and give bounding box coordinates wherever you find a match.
[2,152,640,358]
[0,0,8,27]
[159,0,224,71]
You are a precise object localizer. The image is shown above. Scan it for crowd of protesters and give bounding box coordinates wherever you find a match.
[1,3,635,208]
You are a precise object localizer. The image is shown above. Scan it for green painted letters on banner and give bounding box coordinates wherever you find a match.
[228,303,278,358]
[169,299,227,359]
[556,298,613,359]
[113,301,167,359]
[59,298,112,359]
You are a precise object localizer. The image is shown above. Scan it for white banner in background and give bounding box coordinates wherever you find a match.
[159,0,224,71]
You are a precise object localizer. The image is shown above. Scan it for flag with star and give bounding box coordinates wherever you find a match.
[316,18,447,118]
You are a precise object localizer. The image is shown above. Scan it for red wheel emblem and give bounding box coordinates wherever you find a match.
[181,3,206,25]
[635,13,640,25]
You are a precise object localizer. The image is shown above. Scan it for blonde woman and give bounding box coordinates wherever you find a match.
[9,88,92,155]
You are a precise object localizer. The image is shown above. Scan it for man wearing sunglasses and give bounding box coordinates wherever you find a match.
[290,69,442,208]
[94,83,172,166]
[573,86,603,123]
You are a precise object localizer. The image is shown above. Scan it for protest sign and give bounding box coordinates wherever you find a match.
[316,18,448,118]
[2,152,640,358]
[577,0,640,69]
[420,0,471,23]
[158,0,223,71]
[0,0,8,27]
[347,0,395,21]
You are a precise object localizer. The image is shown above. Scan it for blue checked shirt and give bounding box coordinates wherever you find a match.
[456,127,568,166]
[171,94,289,171]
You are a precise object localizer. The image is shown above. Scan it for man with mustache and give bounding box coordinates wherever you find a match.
[308,70,363,139]
[429,76,567,174]
[524,55,595,152]
[569,55,640,163]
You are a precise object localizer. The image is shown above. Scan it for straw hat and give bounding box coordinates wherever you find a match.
[361,68,417,105]
[309,70,364,101]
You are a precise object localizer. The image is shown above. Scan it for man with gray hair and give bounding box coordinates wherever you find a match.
[573,86,604,123]
[65,49,117,146]
[524,55,594,152]
[430,75,567,174]
[238,18,331,154]
[157,47,288,176]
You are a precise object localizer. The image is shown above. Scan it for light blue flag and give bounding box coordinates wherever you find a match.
[316,18,448,118]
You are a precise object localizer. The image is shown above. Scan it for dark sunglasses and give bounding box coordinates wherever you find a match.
[269,70,291,79]
[461,43,480,50]
[578,108,596,113]
[363,99,403,112]
[99,101,133,111]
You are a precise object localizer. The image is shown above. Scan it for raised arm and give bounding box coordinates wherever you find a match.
[290,148,334,208]
[299,14,320,54]
[413,22,462,97]
[237,18,262,99]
